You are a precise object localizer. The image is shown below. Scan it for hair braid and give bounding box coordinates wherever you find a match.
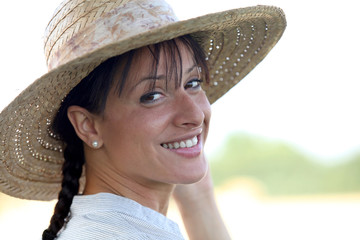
[42,139,84,240]
[41,52,120,240]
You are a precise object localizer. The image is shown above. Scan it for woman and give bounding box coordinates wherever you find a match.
[0,0,286,239]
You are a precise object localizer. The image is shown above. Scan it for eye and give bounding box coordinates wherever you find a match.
[184,78,203,90]
[140,91,163,104]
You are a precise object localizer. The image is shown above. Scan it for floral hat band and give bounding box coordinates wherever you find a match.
[45,0,179,71]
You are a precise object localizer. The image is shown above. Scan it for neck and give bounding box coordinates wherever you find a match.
[83,162,174,215]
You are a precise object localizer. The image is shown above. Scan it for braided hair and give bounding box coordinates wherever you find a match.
[41,55,124,240]
[42,35,209,239]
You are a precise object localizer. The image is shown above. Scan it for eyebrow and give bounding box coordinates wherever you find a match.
[186,63,198,74]
[130,75,166,93]
[131,63,198,91]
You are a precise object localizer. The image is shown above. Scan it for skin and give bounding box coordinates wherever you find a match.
[67,40,231,239]
[68,42,211,212]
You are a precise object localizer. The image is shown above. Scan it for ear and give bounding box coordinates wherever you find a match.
[67,106,103,148]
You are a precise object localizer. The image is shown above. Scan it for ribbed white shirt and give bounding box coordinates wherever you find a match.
[56,193,184,240]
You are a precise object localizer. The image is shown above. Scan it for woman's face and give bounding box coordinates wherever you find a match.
[96,42,211,187]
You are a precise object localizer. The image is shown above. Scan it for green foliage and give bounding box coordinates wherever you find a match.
[209,133,360,195]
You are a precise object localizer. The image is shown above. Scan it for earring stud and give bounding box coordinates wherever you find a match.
[92,140,99,148]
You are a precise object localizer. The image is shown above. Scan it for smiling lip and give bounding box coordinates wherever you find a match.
[161,135,202,158]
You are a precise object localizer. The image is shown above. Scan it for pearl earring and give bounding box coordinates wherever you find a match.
[92,140,99,148]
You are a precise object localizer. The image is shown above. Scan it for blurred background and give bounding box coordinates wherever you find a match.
[1,0,360,239]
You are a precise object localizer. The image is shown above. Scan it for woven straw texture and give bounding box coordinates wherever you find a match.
[0,0,286,200]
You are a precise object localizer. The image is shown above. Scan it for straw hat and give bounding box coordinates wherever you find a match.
[0,0,286,200]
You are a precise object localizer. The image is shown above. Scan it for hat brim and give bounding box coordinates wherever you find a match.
[0,5,286,200]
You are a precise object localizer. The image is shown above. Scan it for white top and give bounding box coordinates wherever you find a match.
[56,193,184,240]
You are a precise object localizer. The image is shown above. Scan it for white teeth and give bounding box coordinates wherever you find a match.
[192,136,198,145]
[162,136,199,149]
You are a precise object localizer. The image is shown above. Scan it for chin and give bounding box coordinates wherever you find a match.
[176,161,208,184]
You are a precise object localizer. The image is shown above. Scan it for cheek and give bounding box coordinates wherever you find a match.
[205,99,212,121]
[200,92,212,122]
[199,93,212,140]
[109,108,172,143]
[101,117,150,166]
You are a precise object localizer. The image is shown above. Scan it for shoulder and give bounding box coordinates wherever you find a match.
[56,210,146,240]
[55,193,184,240]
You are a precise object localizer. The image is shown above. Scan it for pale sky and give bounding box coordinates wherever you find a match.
[1,0,359,164]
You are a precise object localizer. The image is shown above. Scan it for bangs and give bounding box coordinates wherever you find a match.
[113,34,209,97]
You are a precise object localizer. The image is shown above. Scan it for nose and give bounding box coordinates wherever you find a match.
[173,92,206,129]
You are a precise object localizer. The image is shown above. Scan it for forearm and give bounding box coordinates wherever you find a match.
[176,189,231,240]
[173,166,231,240]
